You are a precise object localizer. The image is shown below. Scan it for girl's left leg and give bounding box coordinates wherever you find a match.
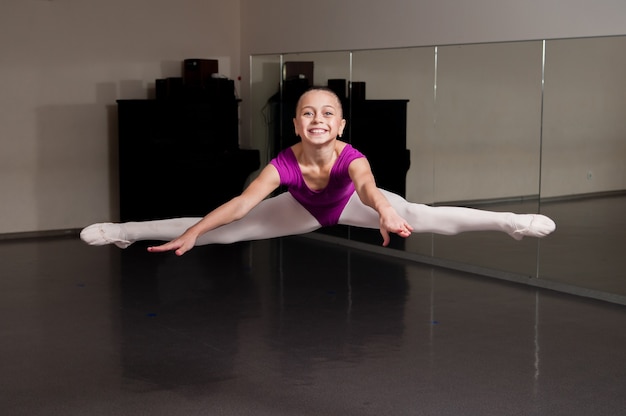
[338,190,555,239]
[81,192,323,248]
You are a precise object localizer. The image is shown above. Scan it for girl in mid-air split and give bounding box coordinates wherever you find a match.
[81,87,555,256]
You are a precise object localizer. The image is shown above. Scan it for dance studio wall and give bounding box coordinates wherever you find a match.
[0,0,240,234]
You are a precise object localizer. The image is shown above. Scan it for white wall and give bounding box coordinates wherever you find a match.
[240,0,626,55]
[0,0,240,234]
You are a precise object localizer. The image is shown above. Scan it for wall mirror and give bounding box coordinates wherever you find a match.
[539,36,626,299]
[249,35,626,303]
[430,41,543,277]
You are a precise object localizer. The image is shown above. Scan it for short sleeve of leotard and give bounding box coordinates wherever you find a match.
[269,147,303,188]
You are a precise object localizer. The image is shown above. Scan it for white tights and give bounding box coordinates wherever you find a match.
[114,190,544,246]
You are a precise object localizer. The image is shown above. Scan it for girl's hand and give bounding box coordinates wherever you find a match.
[147,232,198,256]
[348,158,413,246]
[378,207,413,246]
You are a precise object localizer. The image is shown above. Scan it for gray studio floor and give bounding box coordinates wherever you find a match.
[1,228,625,415]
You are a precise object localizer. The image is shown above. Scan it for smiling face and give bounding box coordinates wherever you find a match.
[293,89,346,146]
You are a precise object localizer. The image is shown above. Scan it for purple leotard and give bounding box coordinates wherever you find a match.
[269,144,366,227]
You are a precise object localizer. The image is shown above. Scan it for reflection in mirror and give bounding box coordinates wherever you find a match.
[249,35,626,303]
[350,47,435,255]
[432,41,543,277]
[540,36,626,297]
[251,44,545,277]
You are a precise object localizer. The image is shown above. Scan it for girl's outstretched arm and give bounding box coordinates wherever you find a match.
[348,158,413,246]
[148,164,281,256]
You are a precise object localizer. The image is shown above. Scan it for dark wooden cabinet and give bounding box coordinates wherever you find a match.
[118,98,260,221]
[348,99,411,197]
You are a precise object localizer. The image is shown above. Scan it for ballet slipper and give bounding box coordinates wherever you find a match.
[508,214,556,240]
[80,223,132,249]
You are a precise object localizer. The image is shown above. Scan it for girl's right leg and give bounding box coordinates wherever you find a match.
[338,190,555,239]
[80,192,322,248]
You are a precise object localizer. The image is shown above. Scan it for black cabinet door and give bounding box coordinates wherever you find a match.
[118,99,259,221]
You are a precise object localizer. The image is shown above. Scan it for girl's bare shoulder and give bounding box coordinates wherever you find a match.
[335,140,348,154]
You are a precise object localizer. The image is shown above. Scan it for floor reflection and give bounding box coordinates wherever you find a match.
[267,240,409,382]
[2,236,626,415]
[539,194,626,295]
[119,243,262,389]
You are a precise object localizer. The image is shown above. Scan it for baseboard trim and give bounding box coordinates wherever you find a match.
[0,228,81,242]
[435,189,626,207]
